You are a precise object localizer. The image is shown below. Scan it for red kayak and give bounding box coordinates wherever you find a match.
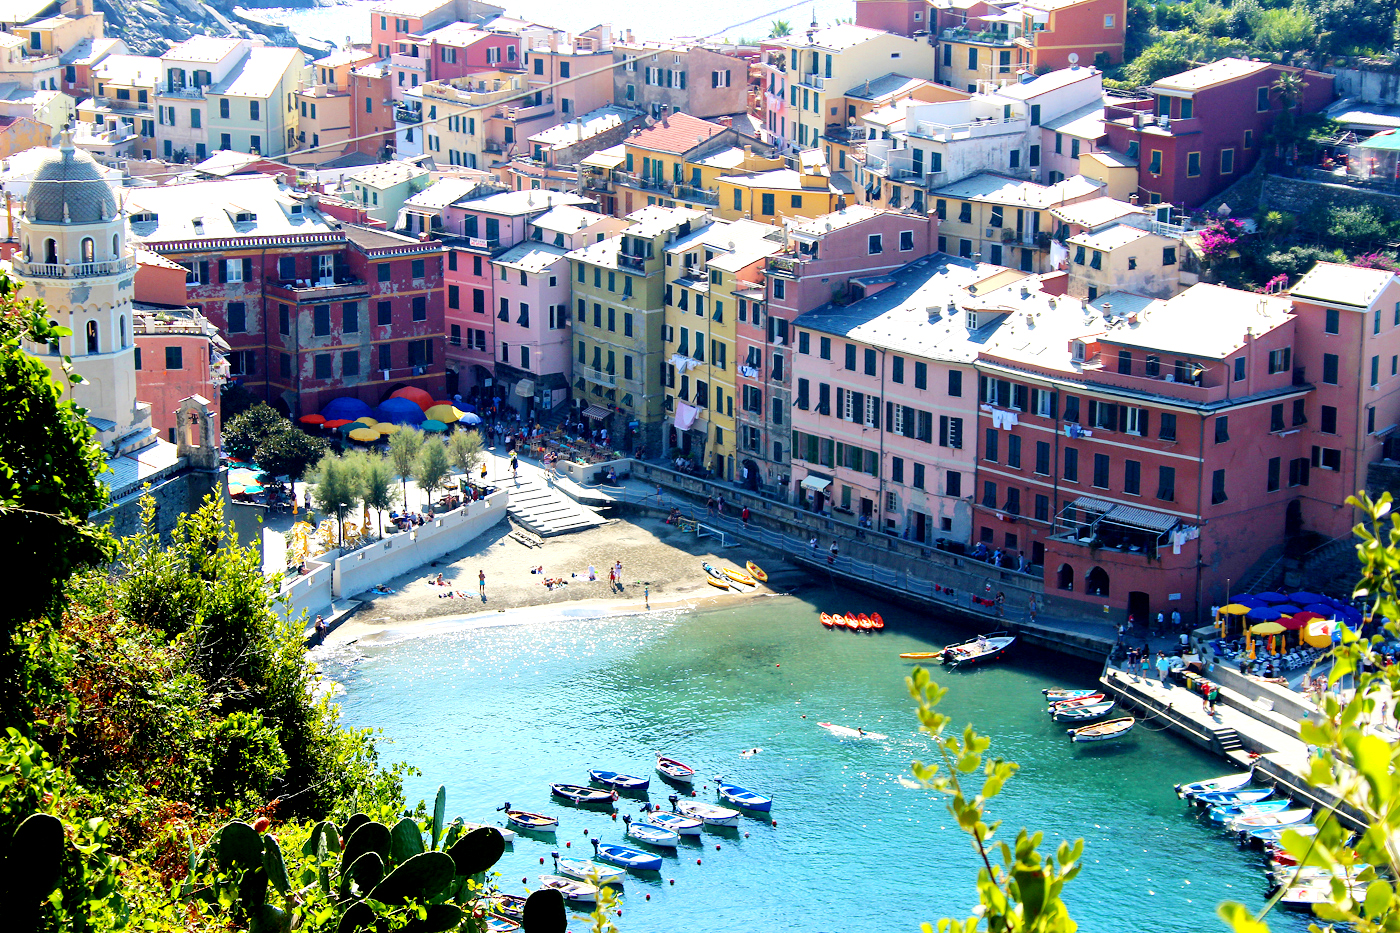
[871,613,885,630]
[820,613,835,628]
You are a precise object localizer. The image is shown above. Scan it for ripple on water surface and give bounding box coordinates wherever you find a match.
[320,597,1314,932]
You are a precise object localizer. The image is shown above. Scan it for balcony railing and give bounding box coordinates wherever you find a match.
[766,255,800,276]
[160,84,207,100]
[909,115,1023,142]
[938,27,1017,47]
[580,367,617,387]
[92,97,150,113]
[612,170,671,193]
[496,100,554,121]
[266,278,368,302]
[15,257,134,279]
[395,106,422,124]
[617,253,647,271]
[673,183,718,205]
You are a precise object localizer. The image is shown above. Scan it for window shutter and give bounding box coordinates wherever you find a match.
[904,406,915,438]
[871,398,880,430]
[242,257,253,281]
[1138,408,1149,436]
[1049,392,1058,420]
[851,391,863,420]
[199,260,208,283]
[1013,383,1028,411]
[886,401,893,427]
[218,260,227,284]
[835,387,844,417]
[1087,399,1097,426]
[1105,404,1118,431]
[939,415,949,446]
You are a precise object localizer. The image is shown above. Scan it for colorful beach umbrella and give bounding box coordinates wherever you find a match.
[1303,620,1335,649]
[321,397,373,421]
[372,396,426,426]
[1218,604,1251,615]
[1250,620,1287,635]
[323,419,354,429]
[348,427,379,442]
[1290,591,1325,605]
[460,411,482,424]
[1234,595,1267,609]
[355,416,378,426]
[228,482,245,495]
[1255,592,1288,603]
[1282,611,1322,631]
[376,423,400,436]
[1247,606,1284,621]
[425,404,462,424]
[243,484,264,495]
[421,419,447,433]
[1273,604,1302,616]
[389,386,435,412]
[1304,603,1335,616]
[299,414,326,425]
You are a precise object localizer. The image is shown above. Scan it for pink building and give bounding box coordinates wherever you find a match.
[418,22,521,84]
[440,186,590,403]
[757,45,788,150]
[749,206,937,500]
[133,303,227,444]
[490,204,627,416]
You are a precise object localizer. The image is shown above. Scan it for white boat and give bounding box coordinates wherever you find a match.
[669,794,741,827]
[623,814,680,847]
[553,856,625,886]
[1068,716,1136,742]
[656,755,696,783]
[538,875,598,903]
[462,820,516,844]
[1175,770,1254,799]
[1051,700,1115,723]
[1276,878,1367,907]
[637,807,703,836]
[497,803,558,832]
[942,634,1015,667]
[1228,808,1313,832]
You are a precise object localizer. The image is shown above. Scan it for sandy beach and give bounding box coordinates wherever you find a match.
[328,513,798,643]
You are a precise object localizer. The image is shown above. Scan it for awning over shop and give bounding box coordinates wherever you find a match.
[1101,504,1179,533]
[514,379,535,398]
[582,404,612,420]
[800,474,833,492]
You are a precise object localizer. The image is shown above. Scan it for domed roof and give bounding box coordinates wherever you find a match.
[26,131,118,225]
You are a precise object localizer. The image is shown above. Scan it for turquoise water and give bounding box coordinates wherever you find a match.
[321,594,1311,932]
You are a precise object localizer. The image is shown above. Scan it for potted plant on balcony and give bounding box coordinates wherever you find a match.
[1000,227,1016,243]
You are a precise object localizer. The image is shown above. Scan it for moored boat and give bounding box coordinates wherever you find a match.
[871,612,885,630]
[1068,716,1136,742]
[656,755,695,783]
[1275,878,1367,907]
[490,893,526,921]
[899,651,940,659]
[1043,688,1099,703]
[717,780,773,812]
[462,820,517,844]
[1175,770,1254,799]
[485,916,521,933]
[1229,808,1313,832]
[1244,823,1318,847]
[1206,799,1293,824]
[723,566,756,586]
[622,814,680,848]
[637,804,703,835]
[591,838,664,871]
[943,634,1015,667]
[821,613,835,628]
[1048,693,1107,710]
[746,560,768,582]
[588,769,649,792]
[1190,788,1273,809]
[1050,700,1116,723]
[856,614,874,631]
[670,794,741,827]
[553,854,625,886]
[538,875,598,903]
[550,783,616,806]
[497,803,557,832]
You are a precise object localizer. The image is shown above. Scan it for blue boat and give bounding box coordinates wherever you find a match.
[1174,770,1254,799]
[1191,788,1272,808]
[638,805,703,836]
[622,814,680,847]
[589,769,650,792]
[717,781,773,812]
[591,838,663,871]
[1207,799,1293,823]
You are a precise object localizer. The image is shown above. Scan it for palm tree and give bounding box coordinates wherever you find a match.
[770,19,791,37]
[1272,72,1306,112]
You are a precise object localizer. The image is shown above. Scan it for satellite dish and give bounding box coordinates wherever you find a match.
[1068,52,1079,64]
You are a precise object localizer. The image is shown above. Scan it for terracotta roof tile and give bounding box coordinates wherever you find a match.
[627,111,727,155]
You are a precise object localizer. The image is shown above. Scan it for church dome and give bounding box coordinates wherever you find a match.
[26,132,118,225]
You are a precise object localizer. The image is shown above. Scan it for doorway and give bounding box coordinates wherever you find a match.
[1285,499,1303,536]
[1127,590,1149,628]
[741,458,760,490]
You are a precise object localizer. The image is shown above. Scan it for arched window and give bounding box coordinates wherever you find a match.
[86,320,98,354]
[1086,566,1111,598]
[43,238,56,264]
[81,238,94,263]
[1056,563,1074,591]
[119,315,127,348]
[112,234,120,257]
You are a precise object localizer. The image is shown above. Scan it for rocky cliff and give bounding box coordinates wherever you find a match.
[92,0,322,57]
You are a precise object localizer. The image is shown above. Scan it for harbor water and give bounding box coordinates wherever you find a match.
[320,593,1313,932]
[262,0,855,48]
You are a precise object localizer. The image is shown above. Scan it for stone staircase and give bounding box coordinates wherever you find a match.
[1212,725,1243,755]
[505,473,609,537]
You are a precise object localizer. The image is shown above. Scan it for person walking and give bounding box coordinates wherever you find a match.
[707,496,717,517]
[1207,682,1220,715]
[809,536,818,554]
[717,495,725,517]
[1125,645,1139,679]
[1155,651,1171,685]
[1171,609,1182,631]
[478,569,487,601]
[313,614,327,645]
[1200,680,1211,712]
[656,483,663,504]
[741,506,750,527]
[828,542,838,565]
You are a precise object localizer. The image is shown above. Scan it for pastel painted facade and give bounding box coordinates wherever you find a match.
[340,160,431,226]
[84,53,158,158]
[612,40,749,119]
[1012,0,1126,72]
[1063,223,1180,299]
[418,71,529,170]
[0,113,48,155]
[156,37,251,164]
[417,22,521,86]
[370,0,505,61]
[518,27,616,126]
[132,304,227,445]
[59,35,125,99]
[820,74,967,181]
[0,32,59,92]
[613,111,768,216]
[205,46,309,158]
[715,166,844,223]
[930,171,1101,271]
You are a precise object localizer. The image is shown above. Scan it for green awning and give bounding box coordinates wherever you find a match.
[1361,130,1400,150]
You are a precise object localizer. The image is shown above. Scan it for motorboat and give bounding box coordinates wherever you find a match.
[592,837,664,871]
[588,769,650,792]
[1175,770,1254,799]
[461,820,516,844]
[623,814,680,847]
[1244,823,1318,847]
[1047,693,1106,710]
[553,854,625,886]
[818,722,889,740]
[1043,688,1100,703]
[670,794,741,827]
[656,755,696,783]
[1051,700,1116,723]
[538,875,598,903]
[496,803,557,832]
[1067,717,1136,742]
[550,783,616,806]
[1275,878,1367,907]
[485,916,520,933]
[717,780,773,812]
[1190,788,1272,808]
[637,805,702,836]
[943,634,1015,667]
[1206,799,1294,824]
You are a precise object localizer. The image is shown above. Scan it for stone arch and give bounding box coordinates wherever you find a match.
[1086,566,1110,598]
[80,237,94,263]
[43,237,56,264]
[1056,563,1074,591]
[112,233,119,258]
[85,319,98,353]
[119,314,126,348]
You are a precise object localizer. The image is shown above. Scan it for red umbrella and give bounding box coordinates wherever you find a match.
[1281,611,1322,631]
[323,419,354,429]
[299,414,327,425]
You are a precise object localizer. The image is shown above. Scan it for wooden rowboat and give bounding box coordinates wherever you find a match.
[656,755,695,783]
[1043,688,1099,703]
[1068,717,1136,742]
[1175,770,1254,799]
[497,803,558,832]
[746,561,767,582]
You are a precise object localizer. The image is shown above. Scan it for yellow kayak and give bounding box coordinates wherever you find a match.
[723,567,756,586]
[746,561,768,582]
[899,652,939,659]
[707,577,730,590]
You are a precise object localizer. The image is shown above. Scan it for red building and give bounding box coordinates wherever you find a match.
[1104,58,1334,211]
[127,175,445,418]
[970,280,1311,624]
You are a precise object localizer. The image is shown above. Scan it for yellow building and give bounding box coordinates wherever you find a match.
[614,109,761,216]
[661,217,783,476]
[771,23,941,151]
[418,71,530,171]
[716,165,845,223]
[930,171,1100,272]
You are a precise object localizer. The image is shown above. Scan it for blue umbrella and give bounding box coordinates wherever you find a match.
[1247,606,1284,621]
[1234,595,1267,609]
[1273,604,1303,615]
[421,419,447,432]
[1337,605,1363,623]
[1290,591,1325,605]
[1255,592,1288,603]
[371,397,427,426]
[1305,603,1335,616]
[321,396,373,421]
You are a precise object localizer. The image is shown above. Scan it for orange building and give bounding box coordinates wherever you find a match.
[290,49,396,166]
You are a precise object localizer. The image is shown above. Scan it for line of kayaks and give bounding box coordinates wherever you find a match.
[1174,768,1364,909]
[703,561,761,590]
[820,611,885,631]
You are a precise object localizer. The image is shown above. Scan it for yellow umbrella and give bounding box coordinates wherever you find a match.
[1302,620,1334,649]
[377,422,400,436]
[348,427,378,442]
[356,416,378,426]
[1219,604,1251,615]
[425,404,462,424]
[1250,620,1287,635]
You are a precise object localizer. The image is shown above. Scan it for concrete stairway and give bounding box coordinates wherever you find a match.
[505,474,609,537]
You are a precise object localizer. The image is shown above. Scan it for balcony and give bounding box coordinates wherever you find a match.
[611,169,671,193]
[15,257,134,279]
[266,278,368,303]
[909,115,1024,142]
[673,183,718,206]
[766,255,800,277]
[92,96,150,113]
[395,106,422,124]
[580,367,617,388]
[160,84,207,100]
[439,234,505,254]
[617,252,647,272]
[496,99,554,122]
[938,27,1017,47]
[796,74,827,91]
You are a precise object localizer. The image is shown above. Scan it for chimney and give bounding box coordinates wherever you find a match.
[718,116,732,128]
[660,104,669,127]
